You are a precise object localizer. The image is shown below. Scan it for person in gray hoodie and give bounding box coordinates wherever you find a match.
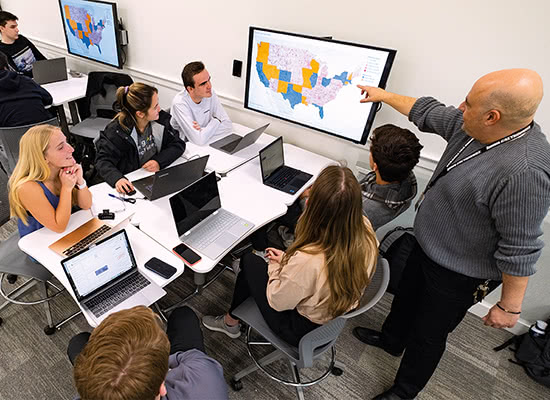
[0,51,53,127]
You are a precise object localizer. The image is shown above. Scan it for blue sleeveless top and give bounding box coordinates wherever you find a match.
[18,181,60,238]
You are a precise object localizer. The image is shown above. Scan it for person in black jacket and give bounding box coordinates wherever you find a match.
[0,52,53,127]
[0,11,46,77]
[95,82,186,194]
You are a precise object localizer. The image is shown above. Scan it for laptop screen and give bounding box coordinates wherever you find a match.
[61,230,136,300]
[259,137,284,181]
[169,172,221,236]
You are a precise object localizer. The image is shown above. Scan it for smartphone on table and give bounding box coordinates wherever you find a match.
[144,257,177,279]
[173,243,202,266]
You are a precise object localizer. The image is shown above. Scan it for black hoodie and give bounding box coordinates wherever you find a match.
[0,69,53,127]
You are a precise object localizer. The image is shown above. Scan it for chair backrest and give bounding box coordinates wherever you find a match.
[296,256,390,367]
[0,117,59,175]
[89,83,118,119]
[0,167,9,226]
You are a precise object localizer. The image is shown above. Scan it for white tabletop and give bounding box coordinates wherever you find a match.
[183,123,277,175]
[42,74,88,106]
[227,143,337,206]
[137,173,288,274]
[18,211,184,327]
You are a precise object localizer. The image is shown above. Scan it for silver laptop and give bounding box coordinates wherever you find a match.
[33,57,68,85]
[132,155,209,200]
[169,171,254,260]
[210,123,269,154]
[60,229,165,325]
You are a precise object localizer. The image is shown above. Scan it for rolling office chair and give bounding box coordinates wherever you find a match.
[0,117,59,175]
[0,168,80,334]
[230,257,390,400]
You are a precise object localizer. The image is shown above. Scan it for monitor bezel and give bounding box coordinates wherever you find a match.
[58,0,123,69]
[244,26,397,145]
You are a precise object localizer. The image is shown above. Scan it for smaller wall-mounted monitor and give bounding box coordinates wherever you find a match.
[245,27,396,145]
[58,0,123,68]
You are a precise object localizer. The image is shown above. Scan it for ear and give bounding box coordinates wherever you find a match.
[159,382,167,397]
[135,110,145,119]
[485,109,501,126]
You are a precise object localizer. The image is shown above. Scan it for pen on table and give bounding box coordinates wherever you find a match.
[108,193,136,203]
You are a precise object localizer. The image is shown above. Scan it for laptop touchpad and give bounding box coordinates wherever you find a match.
[228,221,251,237]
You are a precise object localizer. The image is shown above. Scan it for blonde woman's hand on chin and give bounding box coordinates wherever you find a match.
[59,167,78,189]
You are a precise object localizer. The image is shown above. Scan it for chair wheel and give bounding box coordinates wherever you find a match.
[44,326,56,335]
[331,367,343,376]
[230,378,243,391]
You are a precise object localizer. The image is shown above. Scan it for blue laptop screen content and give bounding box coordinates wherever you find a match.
[63,232,134,298]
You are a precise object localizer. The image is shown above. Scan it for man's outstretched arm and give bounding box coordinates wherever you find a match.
[358,85,417,117]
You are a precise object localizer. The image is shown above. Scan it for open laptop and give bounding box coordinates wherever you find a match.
[210,123,269,154]
[49,215,132,258]
[132,155,209,200]
[169,172,254,260]
[33,57,68,85]
[60,229,166,325]
[259,136,313,194]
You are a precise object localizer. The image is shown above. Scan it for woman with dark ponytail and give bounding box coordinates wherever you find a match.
[95,82,185,194]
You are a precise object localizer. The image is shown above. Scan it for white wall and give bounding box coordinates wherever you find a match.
[3,0,550,170]
[3,0,549,326]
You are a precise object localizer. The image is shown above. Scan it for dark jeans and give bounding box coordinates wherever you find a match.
[381,240,500,399]
[67,306,205,366]
[251,200,303,250]
[229,252,319,346]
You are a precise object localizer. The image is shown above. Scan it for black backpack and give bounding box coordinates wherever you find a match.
[378,226,416,295]
[494,318,550,388]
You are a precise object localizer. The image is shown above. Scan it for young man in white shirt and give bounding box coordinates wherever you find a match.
[170,61,232,145]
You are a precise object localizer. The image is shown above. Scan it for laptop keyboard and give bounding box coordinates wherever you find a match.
[220,140,239,153]
[84,272,150,317]
[63,225,111,257]
[271,168,300,188]
[185,209,240,250]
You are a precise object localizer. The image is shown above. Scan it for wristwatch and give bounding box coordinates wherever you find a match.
[77,180,87,190]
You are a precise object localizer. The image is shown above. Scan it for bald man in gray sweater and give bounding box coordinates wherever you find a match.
[353,69,550,400]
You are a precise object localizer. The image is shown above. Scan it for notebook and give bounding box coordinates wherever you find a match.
[132,155,209,200]
[210,123,269,154]
[259,136,313,194]
[169,172,254,260]
[60,229,165,325]
[48,215,132,258]
[33,58,68,85]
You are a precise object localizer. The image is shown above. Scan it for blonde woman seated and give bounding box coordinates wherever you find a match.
[8,125,92,238]
[203,165,378,346]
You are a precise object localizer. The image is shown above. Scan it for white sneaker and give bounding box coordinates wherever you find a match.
[202,315,241,339]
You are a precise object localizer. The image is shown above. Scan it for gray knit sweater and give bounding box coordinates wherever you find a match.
[410,97,550,280]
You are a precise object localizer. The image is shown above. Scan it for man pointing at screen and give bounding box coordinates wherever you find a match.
[353,69,550,400]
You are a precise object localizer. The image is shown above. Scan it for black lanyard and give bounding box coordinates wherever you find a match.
[415,122,532,211]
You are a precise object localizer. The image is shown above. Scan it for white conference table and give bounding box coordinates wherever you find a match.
[183,123,277,176]
[42,74,88,136]
[18,210,184,327]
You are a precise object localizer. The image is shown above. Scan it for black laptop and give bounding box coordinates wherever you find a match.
[210,123,269,154]
[259,137,313,194]
[132,155,209,200]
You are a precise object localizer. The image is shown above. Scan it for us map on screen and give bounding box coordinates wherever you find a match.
[59,0,120,68]
[246,29,394,144]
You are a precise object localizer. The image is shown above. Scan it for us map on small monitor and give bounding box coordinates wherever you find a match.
[58,0,122,68]
[245,27,396,144]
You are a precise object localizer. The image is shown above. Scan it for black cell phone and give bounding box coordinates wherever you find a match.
[144,257,177,279]
[173,243,202,266]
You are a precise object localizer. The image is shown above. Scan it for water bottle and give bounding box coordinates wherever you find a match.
[529,320,547,338]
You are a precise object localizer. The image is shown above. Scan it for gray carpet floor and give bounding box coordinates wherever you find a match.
[1,219,549,400]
